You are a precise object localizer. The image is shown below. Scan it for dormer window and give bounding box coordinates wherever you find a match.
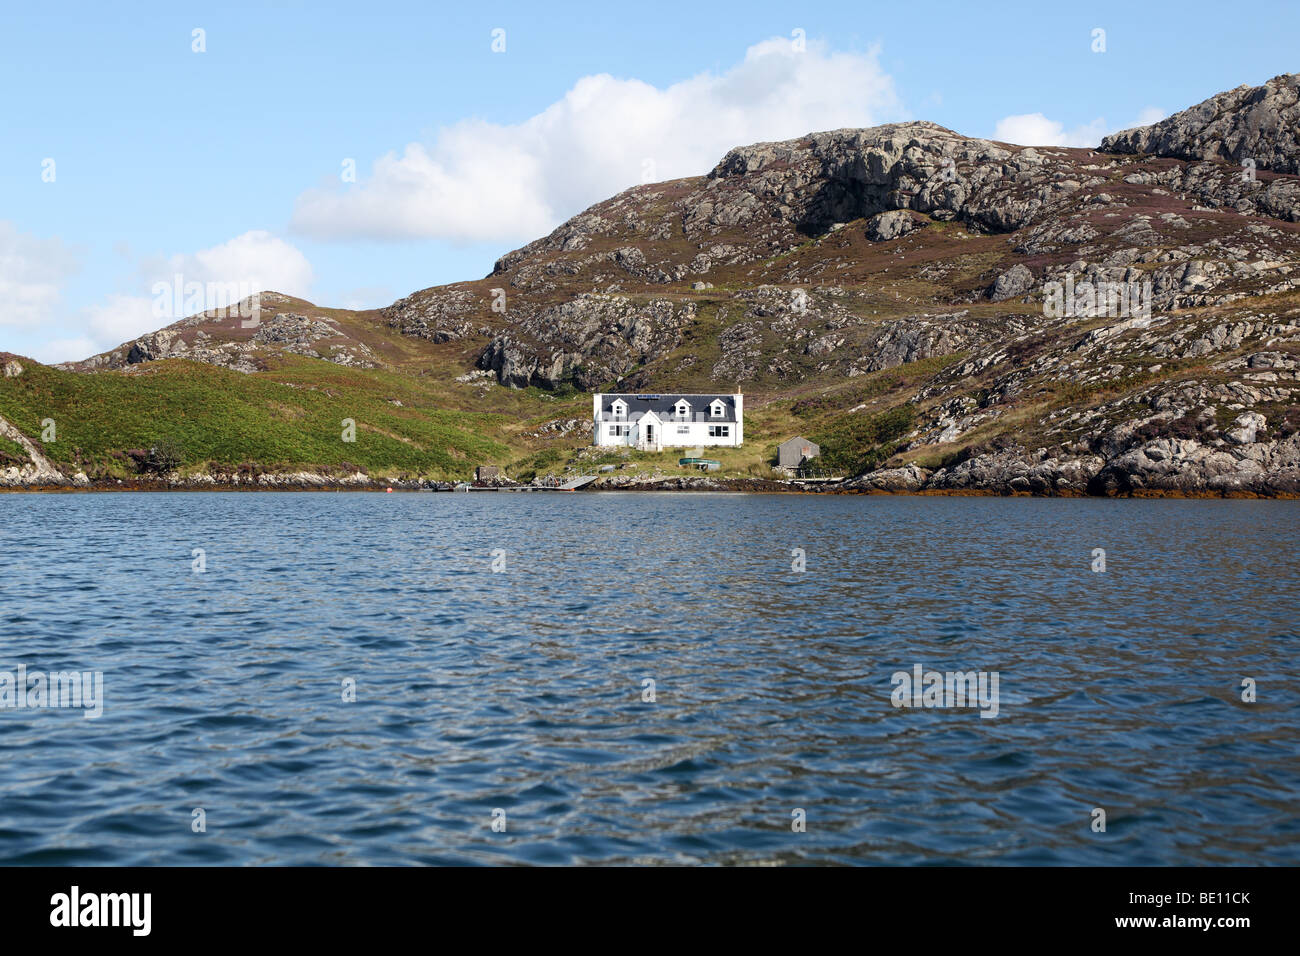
[710,400,726,418]
[674,400,691,419]
[610,399,627,420]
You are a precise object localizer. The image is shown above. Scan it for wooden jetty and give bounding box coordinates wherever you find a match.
[449,475,597,492]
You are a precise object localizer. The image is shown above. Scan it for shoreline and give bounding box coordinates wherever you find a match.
[2,476,1296,499]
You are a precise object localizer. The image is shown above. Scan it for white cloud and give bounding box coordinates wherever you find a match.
[154,230,313,299]
[336,286,394,312]
[993,113,1108,148]
[81,293,157,350]
[291,37,904,243]
[993,106,1168,148]
[29,336,99,366]
[48,230,316,363]
[0,222,81,328]
[1134,106,1167,127]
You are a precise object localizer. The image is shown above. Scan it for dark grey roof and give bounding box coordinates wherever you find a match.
[600,393,738,423]
[778,435,819,452]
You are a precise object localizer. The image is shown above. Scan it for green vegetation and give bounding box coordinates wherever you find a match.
[0,358,537,480]
[0,349,947,484]
[811,404,916,475]
[511,447,564,482]
[0,433,28,467]
[791,354,965,417]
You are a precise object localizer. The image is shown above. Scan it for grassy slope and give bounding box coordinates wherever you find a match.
[7,291,1295,486]
[0,356,585,480]
[0,344,962,482]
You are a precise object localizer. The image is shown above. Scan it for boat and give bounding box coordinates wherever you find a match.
[678,457,721,471]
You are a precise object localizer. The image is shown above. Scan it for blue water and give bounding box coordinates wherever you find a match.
[0,491,1296,865]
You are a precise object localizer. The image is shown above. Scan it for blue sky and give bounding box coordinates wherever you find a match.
[3,0,1297,362]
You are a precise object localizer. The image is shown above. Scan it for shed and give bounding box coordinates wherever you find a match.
[475,465,501,481]
[776,436,820,470]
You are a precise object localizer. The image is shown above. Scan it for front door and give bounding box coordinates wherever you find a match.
[645,424,655,445]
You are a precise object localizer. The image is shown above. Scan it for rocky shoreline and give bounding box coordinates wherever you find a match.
[4,452,1298,498]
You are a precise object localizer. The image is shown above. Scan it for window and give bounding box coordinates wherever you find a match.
[610,400,627,420]
[710,401,726,418]
[674,401,691,418]
[708,425,730,438]
[676,425,690,434]
[609,424,629,437]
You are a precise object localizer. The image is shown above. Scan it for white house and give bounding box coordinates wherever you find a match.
[592,393,743,451]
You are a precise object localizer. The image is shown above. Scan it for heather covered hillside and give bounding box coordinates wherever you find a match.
[4,74,1300,494]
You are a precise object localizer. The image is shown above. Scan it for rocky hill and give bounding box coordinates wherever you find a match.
[5,73,1300,495]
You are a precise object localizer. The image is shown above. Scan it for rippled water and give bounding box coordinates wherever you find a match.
[0,491,1297,865]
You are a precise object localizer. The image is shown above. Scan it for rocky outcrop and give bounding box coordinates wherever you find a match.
[66,295,380,373]
[989,264,1035,301]
[479,335,575,390]
[0,414,67,486]
[844,463,931,492]
[923,447,1104,495]
[384,288,487,343]
[704,123,1089,236]
[859,312,983,373]
[866,210,926,241]
[843,432,1300,498]
[271,75,1300,409]
[478,294,694,388]
[1088,432,1300,496]
[1103,73,1300,174]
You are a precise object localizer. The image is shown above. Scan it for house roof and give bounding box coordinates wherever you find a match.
[778,435,820,452]
[599,393,739,423]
